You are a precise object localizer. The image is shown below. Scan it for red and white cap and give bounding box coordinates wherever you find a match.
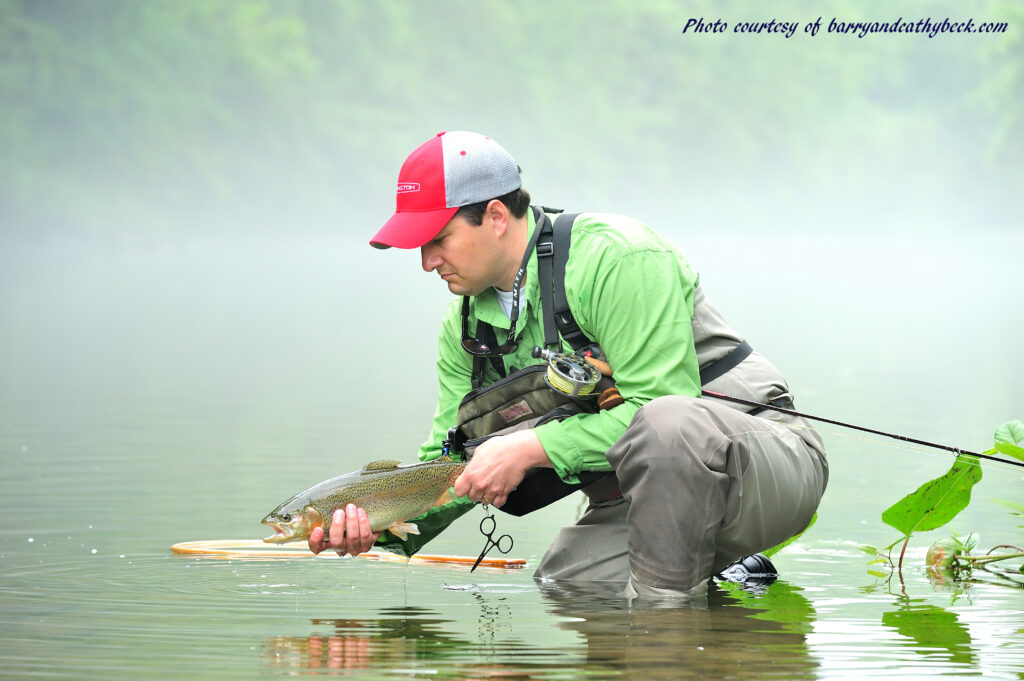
[370,131,522,249]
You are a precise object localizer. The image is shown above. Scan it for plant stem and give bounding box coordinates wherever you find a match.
[956,551,1024,566]
[897,536,910,570]
[986,544,1024,553]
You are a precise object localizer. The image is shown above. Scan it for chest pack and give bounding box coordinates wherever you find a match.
[447,207,755,516]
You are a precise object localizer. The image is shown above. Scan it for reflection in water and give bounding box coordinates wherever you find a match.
[262,607,462,672]
[261,600,536,677]
[928,562,1024,592]
[539,580,820,680]
[259,585,823,679]
[882,603,975,665]
[881,599,976,667]
[261,578,994,679]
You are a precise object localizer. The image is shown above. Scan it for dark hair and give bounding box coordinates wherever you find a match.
[454,187,532,226]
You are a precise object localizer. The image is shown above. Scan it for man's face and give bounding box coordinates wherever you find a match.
[420,214,502,296]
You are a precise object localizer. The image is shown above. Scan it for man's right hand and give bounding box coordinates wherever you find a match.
[308,503,380,556]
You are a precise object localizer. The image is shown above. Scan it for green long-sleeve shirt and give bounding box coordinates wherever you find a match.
[374,208,704,555]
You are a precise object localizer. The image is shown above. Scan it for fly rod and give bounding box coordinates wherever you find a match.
[701,389,1024,470]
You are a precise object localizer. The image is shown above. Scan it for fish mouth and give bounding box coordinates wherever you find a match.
[262,522,296,544]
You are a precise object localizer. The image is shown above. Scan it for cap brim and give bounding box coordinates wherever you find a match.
[370,206,459,250]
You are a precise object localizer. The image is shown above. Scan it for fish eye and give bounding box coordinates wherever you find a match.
[281,513,291,522]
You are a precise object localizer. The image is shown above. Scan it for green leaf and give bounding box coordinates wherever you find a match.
[949,531,977,553]
[882,604,975,665]
[858,544,882,557]
[994,420,1024,446]
[717,581,816,634]
[881,456,983,538]
[993,442,1024,462]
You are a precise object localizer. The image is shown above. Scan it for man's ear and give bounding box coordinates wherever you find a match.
[485,199,510,237]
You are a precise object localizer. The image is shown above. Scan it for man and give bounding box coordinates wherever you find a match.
[311,131,828,601]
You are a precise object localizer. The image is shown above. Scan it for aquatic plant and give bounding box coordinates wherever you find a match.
[986,420,1024,462]
[926,533,1023,578]
[881,454,983,569]
[862,420,1024,583]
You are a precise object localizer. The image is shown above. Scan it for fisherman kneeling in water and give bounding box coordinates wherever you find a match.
[309,131,828,602]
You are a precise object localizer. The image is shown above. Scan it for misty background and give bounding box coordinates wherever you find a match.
[2,0,1021,238]
[0,0,1021,544]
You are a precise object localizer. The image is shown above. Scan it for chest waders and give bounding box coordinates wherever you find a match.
[447,207,758,516]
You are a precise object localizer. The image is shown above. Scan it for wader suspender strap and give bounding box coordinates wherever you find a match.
[535,209,559,349]
[535,208,586,351]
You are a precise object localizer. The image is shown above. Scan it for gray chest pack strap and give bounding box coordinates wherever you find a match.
[535,208,589,351]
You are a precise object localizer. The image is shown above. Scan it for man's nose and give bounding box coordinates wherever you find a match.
[421,247,442,272]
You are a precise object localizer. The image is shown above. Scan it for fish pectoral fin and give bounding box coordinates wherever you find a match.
[431,488,455,507]
[387,521,421,540]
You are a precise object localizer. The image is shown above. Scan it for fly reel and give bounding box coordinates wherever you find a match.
[532,346,601,397]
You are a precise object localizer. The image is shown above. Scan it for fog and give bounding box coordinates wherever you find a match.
[2,1,1021,242]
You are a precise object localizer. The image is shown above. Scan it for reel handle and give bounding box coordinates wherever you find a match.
[531,346,556,361]
[532,346,612,377]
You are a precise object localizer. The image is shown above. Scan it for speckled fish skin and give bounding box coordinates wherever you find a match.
[261,457,466,543]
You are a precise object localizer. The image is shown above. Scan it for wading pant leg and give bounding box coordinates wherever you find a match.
[607,395,827,592]
[534,497,631,584]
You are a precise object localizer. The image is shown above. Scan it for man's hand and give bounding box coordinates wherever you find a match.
[308,504,381,556]
[453,429,551,508]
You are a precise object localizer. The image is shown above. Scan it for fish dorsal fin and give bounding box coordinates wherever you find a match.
[362,459,402,472]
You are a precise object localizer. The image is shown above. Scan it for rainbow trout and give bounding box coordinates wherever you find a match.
[261,457,466,544]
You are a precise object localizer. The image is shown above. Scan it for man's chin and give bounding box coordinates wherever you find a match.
[444,280,484,296]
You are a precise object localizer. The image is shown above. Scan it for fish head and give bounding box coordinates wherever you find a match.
[261,497,323,544]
